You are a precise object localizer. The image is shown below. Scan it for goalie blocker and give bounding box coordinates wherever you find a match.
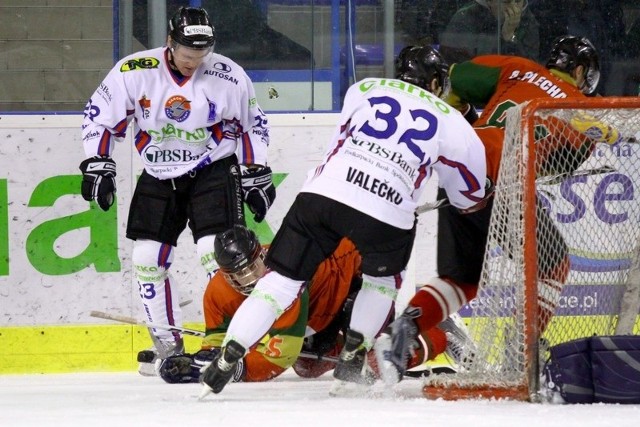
[543,335,640,404]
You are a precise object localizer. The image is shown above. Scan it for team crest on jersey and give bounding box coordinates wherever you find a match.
[164,95,191,122]
[120,57,160,72]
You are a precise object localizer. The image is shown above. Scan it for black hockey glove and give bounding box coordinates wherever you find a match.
[79,156,116,211]
[158,354,201,384]
[458,177,495,214]
[461,103,479,125]
[159,349,223,384]
[241,165,276,222]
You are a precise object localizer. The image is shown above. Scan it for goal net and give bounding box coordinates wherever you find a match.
[423,97,640,401]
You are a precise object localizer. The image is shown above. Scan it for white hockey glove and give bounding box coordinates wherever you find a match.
[241,165,276,222]
[79,156,116,211]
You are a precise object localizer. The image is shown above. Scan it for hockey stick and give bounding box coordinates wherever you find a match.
[91,300,196,358]
[416,184,496,215]
[90,310,334,356]
[419,166,616,214]
[90,310,206,337]
[536,165,616,186]
[91,310,344,362]
[92,309,451,379]
[615,239,640,334]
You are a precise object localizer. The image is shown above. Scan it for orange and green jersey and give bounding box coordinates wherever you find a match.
[202,238,360,382]
[447,55,590,182]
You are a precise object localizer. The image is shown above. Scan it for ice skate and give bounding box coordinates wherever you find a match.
[375,306,421,386]
[200,340,246,397]
[330,329,375,397]
[438,312,476,370]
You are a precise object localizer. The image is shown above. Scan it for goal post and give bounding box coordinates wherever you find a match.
[423,97,640,401]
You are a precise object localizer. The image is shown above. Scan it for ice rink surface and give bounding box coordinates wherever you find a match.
[1,370,639,427]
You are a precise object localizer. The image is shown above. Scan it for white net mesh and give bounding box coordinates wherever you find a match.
[423,98,640,401]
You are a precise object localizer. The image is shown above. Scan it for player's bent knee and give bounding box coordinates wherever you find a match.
[412,277,474,321]
[196,234,218,276]
[132,239,172,283]
[361,274,400,300]
[251,271,305,314]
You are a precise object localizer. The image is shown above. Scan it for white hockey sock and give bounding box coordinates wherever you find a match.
[224,271,304,349]
[349,274,399,348]
[197,234,219,278]
[133,239,182,342]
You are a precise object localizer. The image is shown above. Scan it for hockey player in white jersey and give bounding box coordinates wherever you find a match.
[78,7,275,375]
[199,45,488,396]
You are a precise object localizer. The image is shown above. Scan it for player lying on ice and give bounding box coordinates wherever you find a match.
[157,224,471,384]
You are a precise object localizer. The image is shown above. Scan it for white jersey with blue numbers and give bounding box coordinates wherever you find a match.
[301,78,487,229]
[81,47,269,179]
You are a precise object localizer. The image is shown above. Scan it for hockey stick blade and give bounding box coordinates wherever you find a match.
[90,310,137,324]
[418,165,615,214]
[537,165,617,186]
[89,310,205,337]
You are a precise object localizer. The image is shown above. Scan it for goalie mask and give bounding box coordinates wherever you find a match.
[169,7,216,50]
[546,35,600,95]
[214,225,266,295]
[395,45,450,98]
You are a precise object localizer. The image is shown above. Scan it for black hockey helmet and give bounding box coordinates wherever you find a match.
[214,225,265,295]
[546,35,600,95]
[395,45,450,96]
[168,7,216,50]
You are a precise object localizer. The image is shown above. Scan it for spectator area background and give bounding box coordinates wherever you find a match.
[1,0,639,113]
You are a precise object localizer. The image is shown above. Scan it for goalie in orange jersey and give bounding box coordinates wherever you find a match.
[377,36,609,384]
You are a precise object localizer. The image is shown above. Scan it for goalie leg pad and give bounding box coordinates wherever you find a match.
[590,336,640,404]
[545,337,594,403]
[545,336,640,404]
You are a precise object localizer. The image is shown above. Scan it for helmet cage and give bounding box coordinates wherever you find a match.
[220,247,266,295]
[581,66,600,96]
